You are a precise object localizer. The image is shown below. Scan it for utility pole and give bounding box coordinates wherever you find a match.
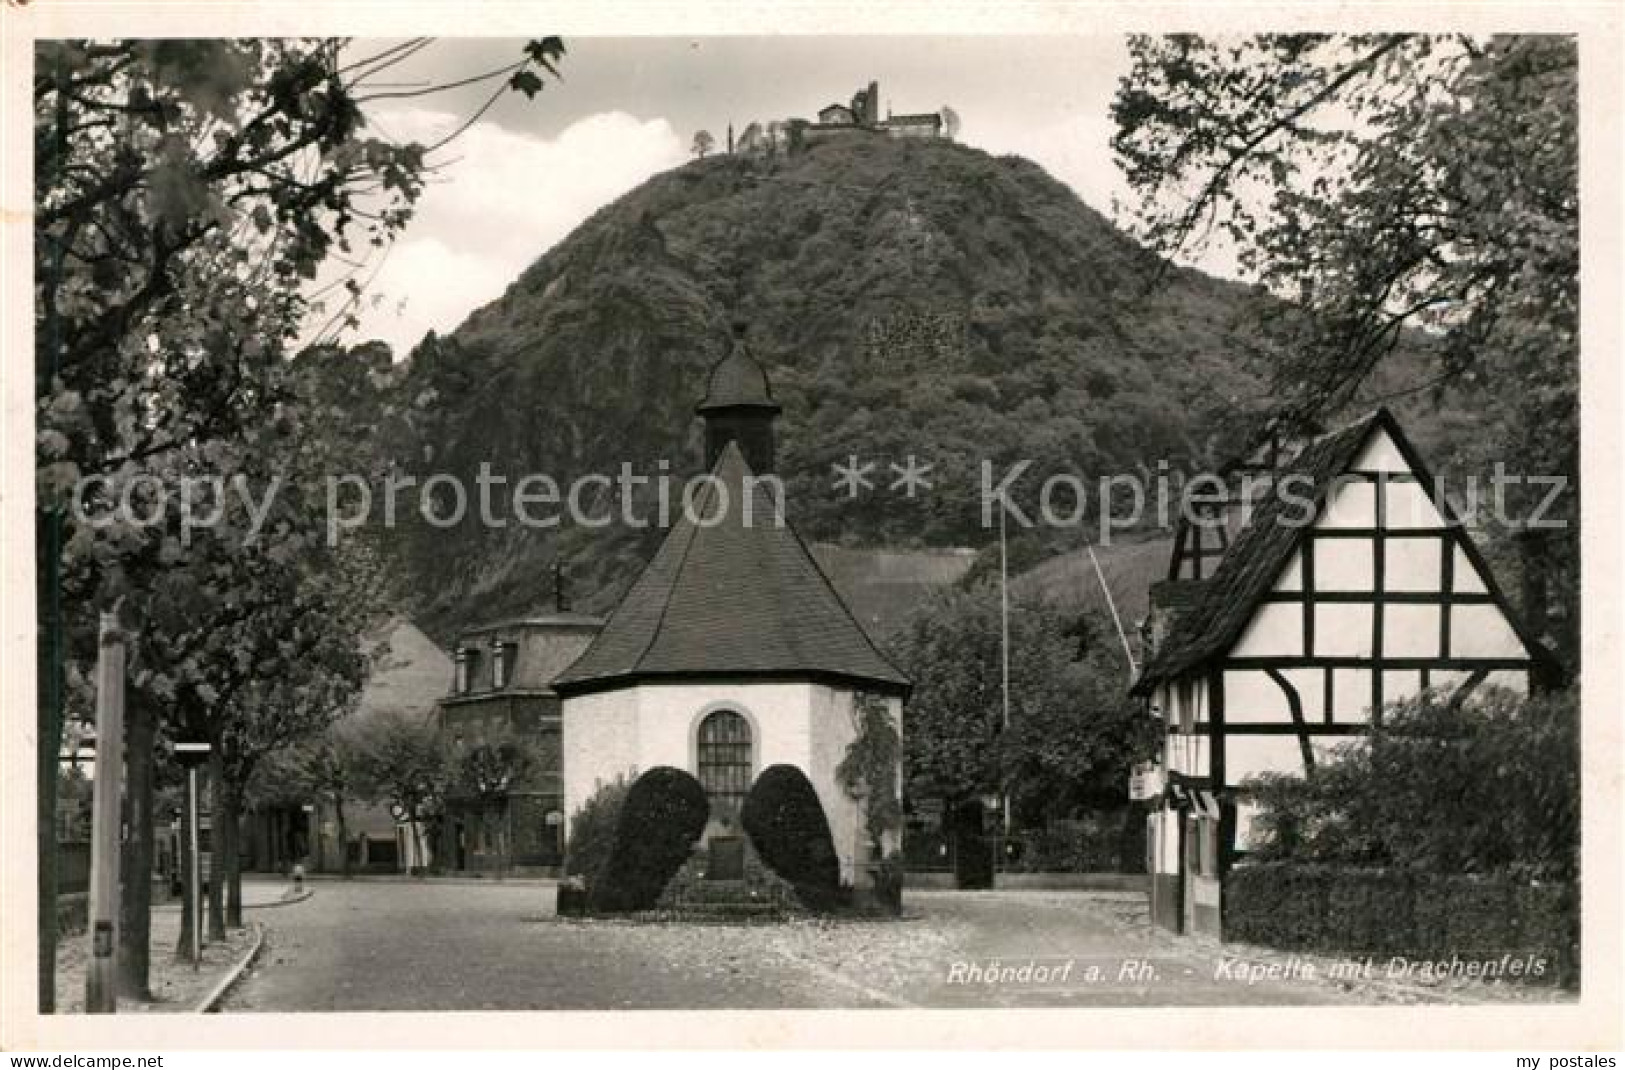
[1088,544,1140,680]
[85,609,126,1013]
[999,507,1011,833]
[173,740,211,968]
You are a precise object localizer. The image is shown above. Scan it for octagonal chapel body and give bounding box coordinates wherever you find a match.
[553,330,910,884]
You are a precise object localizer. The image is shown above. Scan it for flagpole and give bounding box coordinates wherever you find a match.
[999,507,1011,833]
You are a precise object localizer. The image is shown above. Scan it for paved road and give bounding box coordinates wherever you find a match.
[221,880,1546,1011]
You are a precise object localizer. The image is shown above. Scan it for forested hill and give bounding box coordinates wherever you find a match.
[357,133,1448,643]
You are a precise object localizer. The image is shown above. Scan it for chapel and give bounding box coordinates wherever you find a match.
[552,326,911,885]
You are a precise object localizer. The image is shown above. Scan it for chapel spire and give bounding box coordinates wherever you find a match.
[696,322,781,473]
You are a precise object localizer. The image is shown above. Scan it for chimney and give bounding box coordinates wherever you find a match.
[552,559,571,613]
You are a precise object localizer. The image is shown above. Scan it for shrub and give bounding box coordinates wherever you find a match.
[741,764,843,910]
[589,767,709,914]
[564,774,631,886]
[1243,687,1578,881]
[1004,810,1146,873]
[1223,862,1577,986]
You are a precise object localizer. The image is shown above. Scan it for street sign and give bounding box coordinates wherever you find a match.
[172,740,211,766]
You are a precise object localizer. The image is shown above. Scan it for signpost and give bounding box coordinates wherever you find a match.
[85,611,126,1014]
[172,739,211,970]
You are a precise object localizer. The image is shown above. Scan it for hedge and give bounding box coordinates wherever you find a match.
[1000,810,1147,873]
[589,766,709,914]
[741,764,844,911]
[1224,863,1578,986]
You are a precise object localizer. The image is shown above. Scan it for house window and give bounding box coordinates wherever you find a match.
[454,649,470,694]
[696,710,752,825]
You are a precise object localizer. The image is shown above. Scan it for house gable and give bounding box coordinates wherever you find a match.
[1137,409,1550,696]
[1224,413,1536,676]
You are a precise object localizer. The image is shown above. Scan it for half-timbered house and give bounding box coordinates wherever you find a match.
[1132,408,1559,935]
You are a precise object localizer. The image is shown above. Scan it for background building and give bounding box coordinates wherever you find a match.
[437,603,603,874]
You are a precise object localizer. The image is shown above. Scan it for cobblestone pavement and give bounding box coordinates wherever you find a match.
[56,903,258,1013]
[221,881,1573,1011]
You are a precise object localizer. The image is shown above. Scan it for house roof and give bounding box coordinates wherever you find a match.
[457,613,605,638]
[553,441,911,696]
[1131,410,1373,695]
[1131,408,1559,695]
[884,113,943,126]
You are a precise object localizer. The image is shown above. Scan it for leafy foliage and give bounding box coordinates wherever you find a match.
[453,727,539,801]
[1113,34,1578,663]
[354,134,1438,641]
[354,710,452,834]
[32,35,561,1005]
[834,694,903,855]
[1224,864,1577,986]
[1243,687,1579,881]
[889,584,1161,819]
[589,766,709,913]
[741,764,844,911]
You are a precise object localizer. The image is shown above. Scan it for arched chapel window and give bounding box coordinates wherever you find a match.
[696,710,752,824]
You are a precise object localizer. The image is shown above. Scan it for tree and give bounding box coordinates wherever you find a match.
[889,585,1160,825]
[452,728,539,876]
[259,721,369,879]
[1112,35,1578,663]
[34,36,564,1007]
[691,129,715,158]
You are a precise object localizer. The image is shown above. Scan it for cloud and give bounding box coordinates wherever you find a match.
[965,110,1128,219]
[310,110,687,357]
[965,111,1248,282]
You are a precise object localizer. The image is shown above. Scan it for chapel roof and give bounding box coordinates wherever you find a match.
[696,327,781,414]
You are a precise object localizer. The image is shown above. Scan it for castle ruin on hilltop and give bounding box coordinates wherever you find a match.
[729,80,949,157]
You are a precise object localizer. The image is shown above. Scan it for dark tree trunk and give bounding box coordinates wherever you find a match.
[272,808,286,873]
[207,755,226,941]
[336,794,350,879]
[222,783,244,928]
[118,693,156,999]
[175,792,196,960]
[37,511,62,1013]
[1517,530,1551,642]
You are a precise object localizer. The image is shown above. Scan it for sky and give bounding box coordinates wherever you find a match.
[319,36,1161,357]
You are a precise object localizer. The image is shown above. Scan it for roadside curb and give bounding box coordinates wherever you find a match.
[195,921,265,1013]
[249,888,313,910]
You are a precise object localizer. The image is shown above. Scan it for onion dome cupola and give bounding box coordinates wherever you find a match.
[697,322,782,474]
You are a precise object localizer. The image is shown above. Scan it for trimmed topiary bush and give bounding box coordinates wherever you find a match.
[589,766,709,914]
[741,764,843,911]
